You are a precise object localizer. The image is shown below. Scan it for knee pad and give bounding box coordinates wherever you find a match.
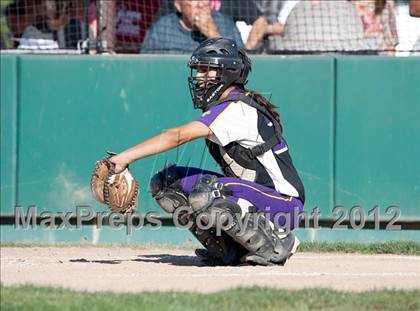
[149,164,188,213]
[154,188,189,214]
[149,163,180,197]
[188,175,231,213]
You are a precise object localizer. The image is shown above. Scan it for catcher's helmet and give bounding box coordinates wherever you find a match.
[188,37,251,110]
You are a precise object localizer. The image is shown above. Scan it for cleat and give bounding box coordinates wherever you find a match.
[195,248,225,266]
[279,234,300,265]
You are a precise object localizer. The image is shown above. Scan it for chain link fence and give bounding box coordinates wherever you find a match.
[1,0,419,55]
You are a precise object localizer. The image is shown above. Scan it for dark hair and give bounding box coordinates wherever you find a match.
[375,0,386,15]
[243,88,283,131]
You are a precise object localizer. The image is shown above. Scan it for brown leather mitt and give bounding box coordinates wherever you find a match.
[91,152,138,214]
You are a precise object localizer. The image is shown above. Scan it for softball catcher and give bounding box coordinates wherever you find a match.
[93,37,305,266]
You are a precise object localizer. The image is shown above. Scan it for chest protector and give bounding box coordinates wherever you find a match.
[205,93,284,185]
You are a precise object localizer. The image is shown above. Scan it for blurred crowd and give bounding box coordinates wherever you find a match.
[1,0,96,49]
[1,0,420,55]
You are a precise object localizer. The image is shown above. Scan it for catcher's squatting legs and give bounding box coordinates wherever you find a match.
[176,166,304,229]
[150,165,303,265]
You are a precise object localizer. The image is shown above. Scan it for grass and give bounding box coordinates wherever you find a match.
[1,285,419,311]
[1,240,419,255]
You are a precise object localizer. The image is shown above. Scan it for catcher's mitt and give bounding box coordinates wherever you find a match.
[91,152,138,214]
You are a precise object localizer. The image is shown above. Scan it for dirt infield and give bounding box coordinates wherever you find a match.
[1,246,419,293]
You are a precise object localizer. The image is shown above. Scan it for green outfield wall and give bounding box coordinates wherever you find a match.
[1,55,419,243]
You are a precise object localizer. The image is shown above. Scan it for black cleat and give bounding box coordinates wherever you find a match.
[195,248,226,266]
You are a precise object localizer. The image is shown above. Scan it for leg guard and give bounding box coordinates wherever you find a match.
[187,175,245,265]
[198,196,298,266]
[151,171,243,265]
[222,211,298,266]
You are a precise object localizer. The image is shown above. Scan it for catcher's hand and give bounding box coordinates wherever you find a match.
[91,152,138,214]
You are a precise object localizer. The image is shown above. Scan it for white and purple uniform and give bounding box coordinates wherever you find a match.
[177,90,305,229]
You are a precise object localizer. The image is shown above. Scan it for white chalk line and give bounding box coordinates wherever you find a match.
[185,272,420,278]
[100,271,420,278]
[296,255,420,261]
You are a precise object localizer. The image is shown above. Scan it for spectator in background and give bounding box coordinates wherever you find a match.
[219,0,260,25]
[115,0,163,53]
[157,0,261,25]
[207,0,285,52]
[244,1,286,51]
[141,0,243,53]
[5,0,39,48]
[73,0,97,50]
[268,0,378,54]
[19,0,83,49]
[353,0,399,55]
[194,0,265,51]
[152,0,275,52]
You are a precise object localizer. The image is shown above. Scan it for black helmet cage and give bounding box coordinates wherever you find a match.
[188,38,251,110]
[188,57,241,109]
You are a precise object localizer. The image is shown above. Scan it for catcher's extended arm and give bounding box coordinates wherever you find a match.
[91,152,138,214]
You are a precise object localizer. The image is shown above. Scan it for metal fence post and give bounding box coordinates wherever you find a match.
[96,0,115,54]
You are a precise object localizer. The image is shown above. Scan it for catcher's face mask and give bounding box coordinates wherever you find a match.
[188,63,224,110]
[187,37,252,110]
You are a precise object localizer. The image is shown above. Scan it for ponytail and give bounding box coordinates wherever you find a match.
[243,88,283,131]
